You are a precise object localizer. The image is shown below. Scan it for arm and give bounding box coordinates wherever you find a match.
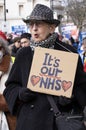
[73,55,86,107]
[3,47,34,115]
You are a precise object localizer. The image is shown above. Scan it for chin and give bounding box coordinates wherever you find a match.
[33,37,45,42]
[34,39,41,42]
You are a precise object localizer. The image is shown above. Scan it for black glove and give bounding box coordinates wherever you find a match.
[58,96,72,106]
[19,88,36,102]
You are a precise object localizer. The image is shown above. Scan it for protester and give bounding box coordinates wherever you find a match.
[0,31,16,130]
[62,35,72,45]
[79,37,86,72]
[3,4,86,130]
[6,33,13,45]
[69,35,79,50]
[69,36,75,45]
[11,36,21,63]
[20,32,31,47]
[11,36,21,56]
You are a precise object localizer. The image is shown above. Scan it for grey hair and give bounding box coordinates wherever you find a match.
[0,37,11,55]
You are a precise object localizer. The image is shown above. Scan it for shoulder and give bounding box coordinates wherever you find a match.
[17,46,32,57]
[14,46,33,63]
[55,38,77,53]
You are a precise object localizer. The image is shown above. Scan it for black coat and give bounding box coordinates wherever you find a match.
[3,38,86,130]
[11,45,20,57]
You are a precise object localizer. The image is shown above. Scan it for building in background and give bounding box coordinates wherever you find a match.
[0,0,64,34]
[0,0,62,34]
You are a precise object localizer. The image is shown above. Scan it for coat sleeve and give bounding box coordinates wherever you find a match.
[73,55,86,107]
[3,57,23,115]
[3,47,33,115]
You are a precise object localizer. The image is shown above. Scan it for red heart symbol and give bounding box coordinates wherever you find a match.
[62,80,72,91]
[31,75,40,86]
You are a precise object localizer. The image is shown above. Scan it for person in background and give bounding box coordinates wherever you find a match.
[20,33,31,47]
[69,35,75,45]
[0,31,16,130]
[11,36,21,57]
[11,36,21,63]
[69,35,79,50]
[3,4,86,130]
[6,33,13,45]
[79,37,86,72]
[62,35,72,46]
[79,38,86,126]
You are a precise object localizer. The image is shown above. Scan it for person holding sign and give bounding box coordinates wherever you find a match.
[3,4,86,130]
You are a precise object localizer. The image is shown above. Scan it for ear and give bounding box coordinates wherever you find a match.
[49,24,56,34]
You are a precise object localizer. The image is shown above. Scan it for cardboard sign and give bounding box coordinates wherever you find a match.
[27,47,78,98]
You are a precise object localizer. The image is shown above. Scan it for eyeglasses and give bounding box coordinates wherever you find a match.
[29,20,46,27]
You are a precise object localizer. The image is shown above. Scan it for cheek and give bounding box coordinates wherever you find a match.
[40,29,50,40]
[40,33,49,40]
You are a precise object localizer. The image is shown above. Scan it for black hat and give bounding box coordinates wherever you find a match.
[21,33,31,40]
[22,4,60,27]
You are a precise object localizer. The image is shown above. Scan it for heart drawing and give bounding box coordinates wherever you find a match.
[30,75,40,86]
[61,80,72,91]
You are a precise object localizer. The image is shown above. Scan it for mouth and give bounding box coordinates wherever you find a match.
[34,34,39,38]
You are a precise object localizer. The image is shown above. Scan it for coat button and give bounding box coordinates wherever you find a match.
[30,104,34,109]
[50,108,53,111]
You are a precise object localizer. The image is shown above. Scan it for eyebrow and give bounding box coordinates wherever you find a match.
[21,41,28,44]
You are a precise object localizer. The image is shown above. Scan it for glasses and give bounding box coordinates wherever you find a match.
[29,20,46,27]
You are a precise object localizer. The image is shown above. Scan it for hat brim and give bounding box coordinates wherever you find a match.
[22,18,60,27]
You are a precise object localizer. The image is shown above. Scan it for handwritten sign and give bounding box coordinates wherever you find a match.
[27,47,78,98]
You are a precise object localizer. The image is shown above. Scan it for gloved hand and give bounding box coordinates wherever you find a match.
[58,96,72,106]
[19,88,36,102]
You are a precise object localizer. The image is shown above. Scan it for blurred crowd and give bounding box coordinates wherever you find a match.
[0,30,86,66]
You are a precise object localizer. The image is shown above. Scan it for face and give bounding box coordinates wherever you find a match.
[20,38,30,47]
[29,20,55,42]
[14,40,21,48]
